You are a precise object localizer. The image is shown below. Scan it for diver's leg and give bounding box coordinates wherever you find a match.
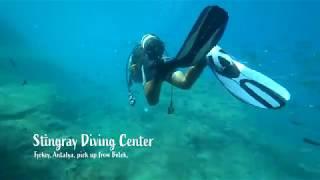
[169,58,207,89]
[183,59,207,88]
[144,80,162,106]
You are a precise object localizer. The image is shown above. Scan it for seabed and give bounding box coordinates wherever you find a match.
[0,53,320,180]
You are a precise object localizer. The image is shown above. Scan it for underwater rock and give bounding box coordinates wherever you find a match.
[46,120,68,131]
[0,106,39,121]
[49,96,81,123]
[298,163,320,177]
[0,84,55,121]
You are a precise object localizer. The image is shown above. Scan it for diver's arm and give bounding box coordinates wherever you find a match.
[141,58,163,106]
[144,80,162,106]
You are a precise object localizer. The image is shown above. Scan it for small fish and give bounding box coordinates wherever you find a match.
[9,58,16,68]
[303,138,320,146]
[21,80,28,86]
[289,119,304,126]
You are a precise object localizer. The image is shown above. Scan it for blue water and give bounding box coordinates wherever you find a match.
[0,1,320,179]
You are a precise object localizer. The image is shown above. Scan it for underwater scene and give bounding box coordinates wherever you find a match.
[0,0,320,179]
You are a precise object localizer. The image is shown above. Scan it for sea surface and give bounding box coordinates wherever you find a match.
[0,1,320,180]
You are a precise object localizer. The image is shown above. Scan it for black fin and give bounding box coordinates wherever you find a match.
[175,6,228,67]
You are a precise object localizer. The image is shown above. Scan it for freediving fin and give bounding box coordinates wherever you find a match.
[207,46,290,109]
[174,6,228,67]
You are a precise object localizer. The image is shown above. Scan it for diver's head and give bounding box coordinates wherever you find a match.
[141,34,165,61]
